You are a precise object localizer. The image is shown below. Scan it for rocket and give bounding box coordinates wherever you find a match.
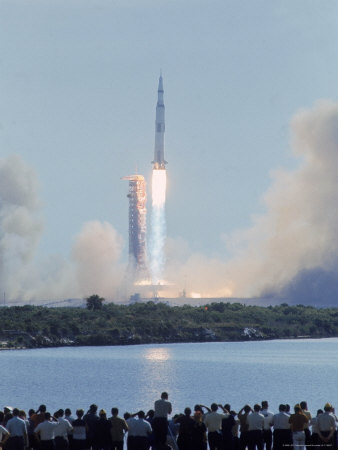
[152,74,167,170]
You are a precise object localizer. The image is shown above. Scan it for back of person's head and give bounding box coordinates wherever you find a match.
[19,410,26,418]
[194,405,203,413]
[317,409,323,416]
[300,401,307,410]
[45,412,51,421]
[324,403,332,412]
[99,409,106,418]
[3,407,11,414]
[285,404,290,413]
[262,401,268,409]
[58,409,64,417]
[147,409,154,418]
[138,411,145,419]
[253,404,261,412]
[76,409,84,418]
[230,410,237,417]
[111,408,118,416]
[244,405,251,414]
[224,404,231,412]
[39,405,47,413]
[211,403,218,412]
[294,405,301,413]
[124,412,130,420]
[279,404,286,412]
[194,411,202,422]
[13,408,20,416]
[29,409,35,417]
[184,407,191,416]
[89,404,98,413]
[161,392,168,400]
[65,409,71,416]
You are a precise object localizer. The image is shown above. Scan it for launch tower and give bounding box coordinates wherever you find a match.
[122,174,148,278]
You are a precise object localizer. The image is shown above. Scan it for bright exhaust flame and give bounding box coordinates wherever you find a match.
[150,169,167,284]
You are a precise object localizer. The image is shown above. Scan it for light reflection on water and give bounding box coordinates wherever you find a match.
[1,339,338,415]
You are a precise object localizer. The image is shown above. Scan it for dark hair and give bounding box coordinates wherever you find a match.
[58,409,64,417]
[300,401,307,410]
[184,407,191,416]
[89,404,98,413]
[224,404,231,412]
[317,409,323,416]
[45,412,51,420]
[39,405,47,413]
[211,403,218,412]
[65,409,71,416]
[111,408,118,416]
[244,405,251,413]
[253,404,261,412]
[13,408,20,416]
[29,409,35,417]
[124,413,130,420]
[262,401,268,409]
[76,409,84,418]
[161,392,168,399]
[279,404,286,412]
[138,411,145,418]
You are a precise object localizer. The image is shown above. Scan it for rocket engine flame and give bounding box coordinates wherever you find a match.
[150,169,167,284]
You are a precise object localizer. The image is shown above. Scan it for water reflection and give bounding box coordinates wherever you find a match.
[144,347,171,361]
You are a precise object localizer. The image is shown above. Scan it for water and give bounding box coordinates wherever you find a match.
[1,338,337,415]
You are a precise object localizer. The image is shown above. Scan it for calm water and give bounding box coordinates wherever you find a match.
[1,339,337,415]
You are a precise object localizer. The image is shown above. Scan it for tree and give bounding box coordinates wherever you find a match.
[86,294,105,311]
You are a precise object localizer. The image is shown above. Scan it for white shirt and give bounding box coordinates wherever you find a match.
[54,418,73,438]
[6,416,27,437]
[317,412,336,432]
[126,418,138,437]
[35,420,59,440]
[272,412,290,430]
[247,412,264,431]
[204,412,227,432]
[261,409,274,430]
[132,419,152,437]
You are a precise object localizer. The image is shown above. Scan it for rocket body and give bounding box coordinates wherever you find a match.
[152,75,167,169]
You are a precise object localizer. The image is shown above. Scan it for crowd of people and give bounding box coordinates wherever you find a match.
[0,394,337,450]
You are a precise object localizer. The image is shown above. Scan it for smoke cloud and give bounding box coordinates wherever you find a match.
[166,100,338,304]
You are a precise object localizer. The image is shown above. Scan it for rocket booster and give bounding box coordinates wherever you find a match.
[152,75,167,170]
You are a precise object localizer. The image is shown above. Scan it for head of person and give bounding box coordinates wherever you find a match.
[194,405,203,413]
[58,409,64,417]
[244,405,251,414]
[45,412,51,421]
[161,392,168,400]
[76,409,84,419]
[230,410,237,417]
[4,407,12,415]
[19,410,26,419]
[146,409,154,418]
[211,403,218,412]
[324,403,332,412]
[294,404,301,413]
[138,411,145,419]
[39,405,47,413]
[262,401,268,410]
[300,401,307,410]
[65,409,71,416]
[13,408,20,416]
[111,408,119,417]
[89,404,98,414]
[224,404,231,413]
[253,404,261,412]
[124,413,131,420]
[317,409,323,416]
[99,409,106,419]
[29,409,35,417]
[184,407,191,417]
[279,404,286,412]
[285,404,290,413]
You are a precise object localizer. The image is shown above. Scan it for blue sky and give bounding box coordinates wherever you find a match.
[1,0,338,300]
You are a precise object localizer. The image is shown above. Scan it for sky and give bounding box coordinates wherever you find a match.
[1,0,338,303]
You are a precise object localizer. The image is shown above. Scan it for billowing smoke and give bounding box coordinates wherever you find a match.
[71,221,124,298]
[0,155,43,300]
[166,100,338,304]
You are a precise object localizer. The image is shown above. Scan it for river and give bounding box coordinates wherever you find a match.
[1,338,336,415]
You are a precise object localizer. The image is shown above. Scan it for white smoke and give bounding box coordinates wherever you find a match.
[166,100,338,303]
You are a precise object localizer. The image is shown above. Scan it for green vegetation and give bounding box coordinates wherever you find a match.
[1,301,338,349]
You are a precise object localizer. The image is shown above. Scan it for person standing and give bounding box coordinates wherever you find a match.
[133,412,152,450]
[6,408,28,450]
[109,408,128,450]
[246,405,264,450]
[238,405,251,450]
[204,403,227,450]
[72,410,87,450]
[34,412,59,450]
[317,403,336,450]
[175,408,194,450]
[271,405,291,450]
[260,402,273,450]
[300,402,312,449]
[153,392,172,448]
[54,410,73,450]
[288,404,308,450]
[83,406,99,450]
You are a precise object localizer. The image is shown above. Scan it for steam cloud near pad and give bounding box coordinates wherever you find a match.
[2,100,338,303]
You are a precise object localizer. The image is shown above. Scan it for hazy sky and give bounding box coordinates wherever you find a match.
[1,0,338,300]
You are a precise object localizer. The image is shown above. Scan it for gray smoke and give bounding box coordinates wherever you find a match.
[166,100,338,304]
